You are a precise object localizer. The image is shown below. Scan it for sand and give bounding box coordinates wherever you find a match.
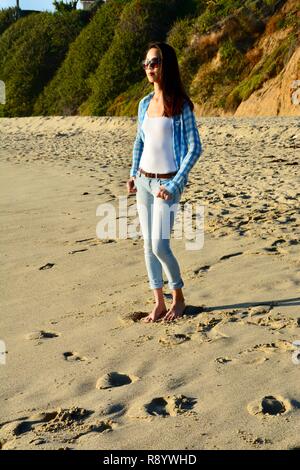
[0,114,299,450]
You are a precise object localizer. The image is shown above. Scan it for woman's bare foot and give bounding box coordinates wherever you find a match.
[143,304,168,323]
[163,300,186,322]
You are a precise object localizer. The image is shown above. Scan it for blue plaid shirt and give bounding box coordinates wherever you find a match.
[130,91,203,196]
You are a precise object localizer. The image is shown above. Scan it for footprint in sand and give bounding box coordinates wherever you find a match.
[219,251,243,261]
[263,238,287,254]
[189,313,233,344]
[195,317,223,333]
[145,395,197,417]
[68,248,88,254]
[239,305,300,331]
[26,331,60,340]
[248,305,273,316]
[119,311,148,325]
[135,334,154,346]
[215,356,232,364]
[234,352,269,365]
[39,263,55,270]
[234,339,295,365]
[96,372,139,389]
[0,407,114,448]
[247,395,292,417]
[246,313,299,331]
[193,264,211,276]
[241,339,295,355]
[159,333,191,346]
[128,395,197,419]
[63,351,88,362]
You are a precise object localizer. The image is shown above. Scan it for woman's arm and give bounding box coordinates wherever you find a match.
[130,100,144,177]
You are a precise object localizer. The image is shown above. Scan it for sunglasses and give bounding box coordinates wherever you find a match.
[141,57,162,70]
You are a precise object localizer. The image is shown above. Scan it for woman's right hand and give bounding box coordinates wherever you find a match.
[127,177,137,194]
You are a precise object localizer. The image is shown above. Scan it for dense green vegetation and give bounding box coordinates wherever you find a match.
[34,0,129,115]
[0,0,298,117]
[0,7,19,36]
[0,10,89,116]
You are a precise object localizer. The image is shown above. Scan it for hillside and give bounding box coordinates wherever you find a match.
[0,0,299,117]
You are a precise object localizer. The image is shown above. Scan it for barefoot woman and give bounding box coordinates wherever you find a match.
[127,41,203,322]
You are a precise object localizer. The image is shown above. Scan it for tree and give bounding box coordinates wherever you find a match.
[53,1,78,12]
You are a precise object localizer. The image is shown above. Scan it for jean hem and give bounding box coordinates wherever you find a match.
[149,284,164,289]
[168,281,184,290]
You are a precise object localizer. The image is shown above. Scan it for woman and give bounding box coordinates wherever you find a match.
[127,41,203,323]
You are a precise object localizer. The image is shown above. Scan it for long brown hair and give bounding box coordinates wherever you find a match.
[144,41,194,117]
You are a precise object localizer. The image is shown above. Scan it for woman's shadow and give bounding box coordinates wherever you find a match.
[171,296,300,318]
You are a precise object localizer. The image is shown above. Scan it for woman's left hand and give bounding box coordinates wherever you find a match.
[156,185,172,200]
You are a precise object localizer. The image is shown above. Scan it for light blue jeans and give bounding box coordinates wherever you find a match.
[134,169,184,290]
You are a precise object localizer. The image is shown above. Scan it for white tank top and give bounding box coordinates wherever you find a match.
[139,110,178,173]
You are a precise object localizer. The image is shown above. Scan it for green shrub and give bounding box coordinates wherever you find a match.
[0,7,19,36]
[0,11,88,116]
[194,0,245,34]
[167,17,195,56]
[53,1,79,12]
[219,38,245,73]
[34,0,129,115]
[277,9,300,30]
[107,80,152,116]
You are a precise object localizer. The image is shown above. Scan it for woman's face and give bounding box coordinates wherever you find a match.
[144,48,162,84]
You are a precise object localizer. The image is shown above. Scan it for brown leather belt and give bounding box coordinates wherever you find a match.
[138,167,177,179]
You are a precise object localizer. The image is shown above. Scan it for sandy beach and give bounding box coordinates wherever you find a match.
[0,114,300,450]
